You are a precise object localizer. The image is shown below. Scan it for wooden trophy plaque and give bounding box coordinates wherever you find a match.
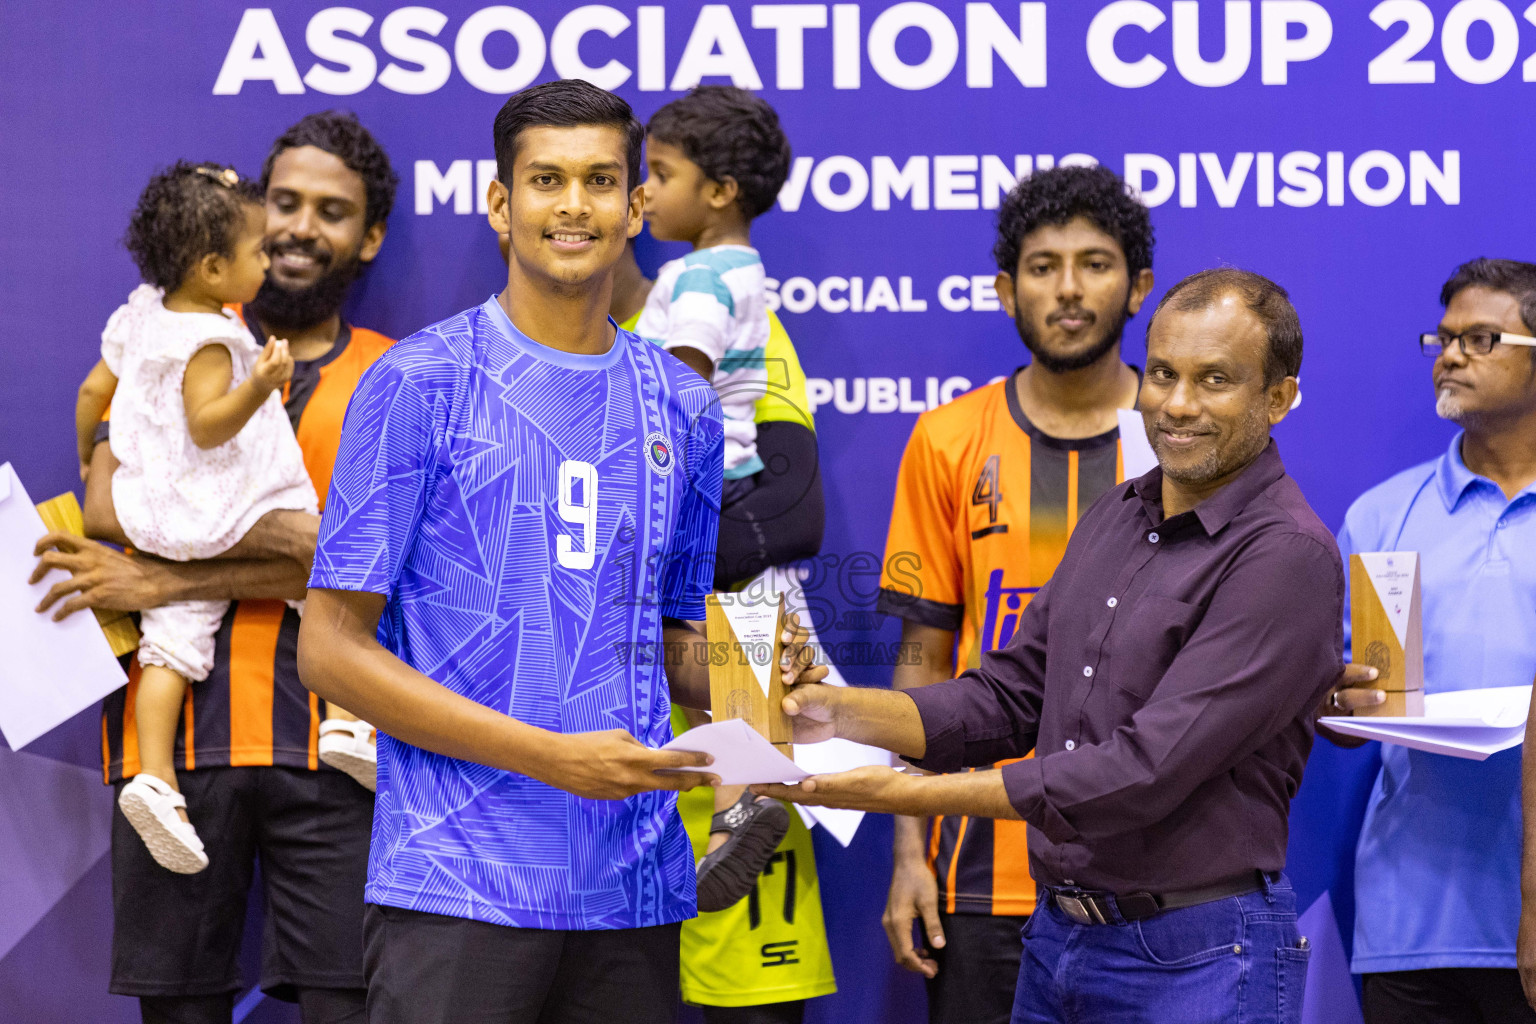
[1349,552,1424,717]
[705,592,792,754]
[37,492,140,657]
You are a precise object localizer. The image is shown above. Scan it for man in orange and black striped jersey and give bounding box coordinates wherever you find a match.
[34,112,397,1024]
[876,165,1156,1024]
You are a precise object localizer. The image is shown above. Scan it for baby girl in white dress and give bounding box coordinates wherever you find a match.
[75,163,374,874]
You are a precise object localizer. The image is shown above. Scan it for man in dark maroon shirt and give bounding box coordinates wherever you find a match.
[758,269,1346,1024]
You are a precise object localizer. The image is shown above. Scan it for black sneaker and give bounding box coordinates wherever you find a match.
[695,793,791,913]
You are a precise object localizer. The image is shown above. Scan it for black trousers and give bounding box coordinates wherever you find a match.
[364,903,682,1024]
[924,909,1030,1024]
[1364,969,1536,1024]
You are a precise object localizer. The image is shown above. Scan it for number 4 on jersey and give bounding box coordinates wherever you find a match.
[972,454,1002,524]
[557,460,598,570]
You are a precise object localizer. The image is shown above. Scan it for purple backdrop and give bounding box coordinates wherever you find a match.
[5,1,1530,1018]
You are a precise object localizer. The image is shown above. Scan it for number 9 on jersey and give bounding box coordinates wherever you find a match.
[557,460,598,570]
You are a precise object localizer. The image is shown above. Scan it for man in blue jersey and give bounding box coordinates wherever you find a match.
[296,80,827,1022]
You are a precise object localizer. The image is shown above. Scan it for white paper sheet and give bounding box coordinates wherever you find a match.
[1117,409,1158,478]
[0,464,126,749]
[662,719,809,785]
[1320,685,1530,761]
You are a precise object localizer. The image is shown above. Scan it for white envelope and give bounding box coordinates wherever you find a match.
[0,464,126,749]
[1320,685,1530,761]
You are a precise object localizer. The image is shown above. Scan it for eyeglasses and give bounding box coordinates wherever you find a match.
[1420,330,1536,357]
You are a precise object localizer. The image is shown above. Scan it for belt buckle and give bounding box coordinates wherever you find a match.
[1054,891,1106,925]
[1056,894,1093,924]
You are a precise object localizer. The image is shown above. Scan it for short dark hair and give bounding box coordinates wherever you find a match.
[994,165,1154,280]
[124,161,262,291]
[1152,268,1303,387]
[1440,258,1536,334]
[261,111,399,227]
[494,79,643,191]
[646,86,792,220]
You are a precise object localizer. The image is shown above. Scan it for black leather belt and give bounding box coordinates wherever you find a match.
[1045,872,1267,925]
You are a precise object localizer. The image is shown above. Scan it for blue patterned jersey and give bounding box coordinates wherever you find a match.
[310,296,723,930]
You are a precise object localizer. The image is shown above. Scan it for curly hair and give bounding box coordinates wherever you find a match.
[646,86,792,220]
[993,165,1154,279]
[494,79,643,191]
[261,110,399,227]
[1440,257,1536,335]
[123,162,262,291]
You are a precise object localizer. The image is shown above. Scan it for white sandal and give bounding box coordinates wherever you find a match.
[318,719,377,792]
[118,774,208,874]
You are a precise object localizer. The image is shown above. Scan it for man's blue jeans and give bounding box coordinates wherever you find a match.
[1012,874,1311,1024]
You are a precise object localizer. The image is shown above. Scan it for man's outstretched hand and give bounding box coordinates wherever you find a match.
[754,764,921,814]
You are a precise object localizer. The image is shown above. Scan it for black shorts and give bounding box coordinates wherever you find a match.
[925,909,1029,1024]
[363,903,682,1024]
[110,765,373,1000]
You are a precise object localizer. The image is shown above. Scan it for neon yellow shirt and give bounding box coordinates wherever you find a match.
[671,707,837,1007]
[626,302,834,1006]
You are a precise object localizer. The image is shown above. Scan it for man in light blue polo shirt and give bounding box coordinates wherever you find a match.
[1333,258,1536,1023]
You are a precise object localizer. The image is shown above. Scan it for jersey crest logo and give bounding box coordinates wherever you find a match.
[645,431,675,476]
